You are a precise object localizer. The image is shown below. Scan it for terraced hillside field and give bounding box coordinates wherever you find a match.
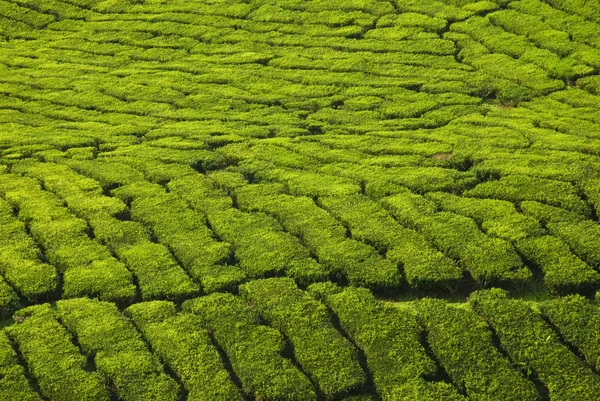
[1,0,600,400]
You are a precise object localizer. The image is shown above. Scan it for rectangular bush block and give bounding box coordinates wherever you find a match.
[5,304,110,401]
[465,174,591,217]
[470,289,600,401]
[426,192,543,241]
[112,182,245,293]
[56,298,180,401]
[182,292,317,401]
[90,215,200,300]
[310,283,466,401]
[0,274,18,318]
[240,278,366,400]
[416,299,538,401]
[236,185,401,290]
[126,301,243,401]
[0,330,42,401]
[541,295,600,371]
[12,161,127,218]
[521,201,600,268]
[318,194,462,289]
[169,173,328,284]
[382,192,531,284]
[0,197,57,300]
[515,235,600,293]
[0,174,135,302]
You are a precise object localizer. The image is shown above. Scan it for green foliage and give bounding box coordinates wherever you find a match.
[126,301,243,401]
[0,174,135,302]
[541,295,600,371]
[182,292,317,401]
[0,330,42,401]
[92,217,200,300]
[515,235,600,293]
[417,299,538,401]
[426,191,544,241]
[521,201,600,268]
[66,160,145,189]
[6,304,110,401]
[168,175,329,285]
[470,289,600,401]
[465,175,591,217]
[0,276,18,318]
[240,278,366,399]
[236,184,401,289]
[0,199,57,300]
[314,284,467,400]
[319,194,462,289]
[0,1,600,398]
[382,191,531,285]
[57,298,180,401]
[112,182,245,293]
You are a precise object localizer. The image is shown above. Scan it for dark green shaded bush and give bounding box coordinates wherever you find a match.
[57,298,180,401]
[126,301,243,401]
[240,278,366,399]
[541,295,600,371]
[6,304,110,401]
[417,299,539,401]
[183,292,317,401]
[470,289,600,401]
[312,284,466,401]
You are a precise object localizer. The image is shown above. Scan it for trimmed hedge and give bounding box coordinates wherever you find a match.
[65,159,145,189]
[541,295,600,371]
[465,174,591,217]
[57,298,180,401]
[182,292,317,401]
[126,301,243,401]
[5,304,110,401]
[310,283,465,401]
[0,330,42,401]
[14,161,199,300]
[240,278,366,399]
[426,191,543,241]
[112,182,245,293]
[236,185,401,290]
[416,299,538,401]
[515,235,600,293]
[90,216,199,300]
[521,201,600,268]
[0,275,19,318]
[319,194,462,289]
[0,174,135,302]
[13,161,127,218]
[382,191,531,285]
[169,175,329,285]
[470,289,600,401]
[0,198,56,301]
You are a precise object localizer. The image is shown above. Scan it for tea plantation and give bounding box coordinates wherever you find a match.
[1,0,600,400]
